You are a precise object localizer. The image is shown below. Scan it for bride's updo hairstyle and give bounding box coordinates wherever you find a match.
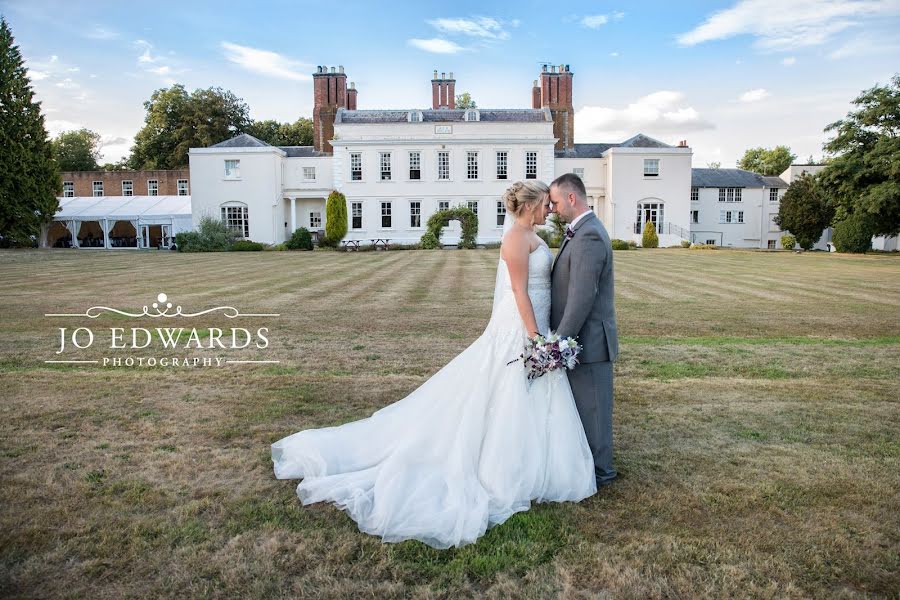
[503,180,550,218]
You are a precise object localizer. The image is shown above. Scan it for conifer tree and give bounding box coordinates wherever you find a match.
[0,17,60,246]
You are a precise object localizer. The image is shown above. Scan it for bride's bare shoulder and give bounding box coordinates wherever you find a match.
[500,228,530,261]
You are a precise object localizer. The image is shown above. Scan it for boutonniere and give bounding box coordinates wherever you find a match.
[565,227,575,240]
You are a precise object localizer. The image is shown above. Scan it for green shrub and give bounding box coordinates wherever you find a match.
[611,239,630,250]
[690,243,717,250]
[547,214,566,247]
[175,215,239,252]
[286,227,314,250]
[265,243,288,251]
[681,240,691,248]
[832,213,874,253]
[324,190,348,246]
[231,240,264,251]
[423,207,478,249]
[420,231,440,249]
[780,234,796,250]
[627,240,638,249]
[641,221,659,248]
[536,228,556,247]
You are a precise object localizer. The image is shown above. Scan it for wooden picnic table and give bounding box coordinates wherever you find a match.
[371,238,390,251]
[341,240,361,251]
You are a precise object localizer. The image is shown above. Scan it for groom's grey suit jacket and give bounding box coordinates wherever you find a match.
[550,212,618,364]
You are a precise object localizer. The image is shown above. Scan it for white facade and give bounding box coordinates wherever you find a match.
[189,125,694,246]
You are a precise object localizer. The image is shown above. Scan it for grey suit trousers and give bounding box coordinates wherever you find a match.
[566,360,616,485]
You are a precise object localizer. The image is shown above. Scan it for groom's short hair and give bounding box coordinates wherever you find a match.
[551,173,587,202]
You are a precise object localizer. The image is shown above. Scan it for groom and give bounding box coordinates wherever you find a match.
[548,173,619,488]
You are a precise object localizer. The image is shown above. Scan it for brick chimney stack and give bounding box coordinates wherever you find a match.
[531,79,541,109]
[538,63,574,151]
[313,65,349,153]
[431,70,456,109]
[347,81,358,110]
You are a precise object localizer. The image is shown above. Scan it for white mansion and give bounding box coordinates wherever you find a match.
[189,65,697,247]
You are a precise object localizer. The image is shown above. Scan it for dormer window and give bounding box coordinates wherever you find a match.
[464,109,480,122]
[408,111,423,123]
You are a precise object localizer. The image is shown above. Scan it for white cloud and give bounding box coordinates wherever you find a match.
[85,26,119,40]
[610,52,620,57]
[426,17,510,40]
[738,88,770,102]
[28,69,49,81]
[782,56,796,65]
[55,78,78,90]
[828,34,900,58]
[575,90,715,142]
[135,40,158,64]
[676,0,900,51]
[221,41,311,81]
[580,11,624,29]
[45,119,85,137]
[407,38,467,54]
[148,66,171,76]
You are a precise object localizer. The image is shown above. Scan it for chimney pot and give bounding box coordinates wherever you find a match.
[551,65,557,73]
[449,71,453,79]
[339,65,344,73]
[542,64,548,72]
[433,69,438,78]
[331,66,336,74]
[533,79,538,87]
[441,72,446,79]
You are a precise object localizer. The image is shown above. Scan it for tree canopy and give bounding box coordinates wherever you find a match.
[737,145,796,176]
[52,128,102,171]
[818,74,900,238]
[129,84,251,169]
[244,118,313,146]
[775,173,833,250]
[0,17,60,246]
[455,92,476,109]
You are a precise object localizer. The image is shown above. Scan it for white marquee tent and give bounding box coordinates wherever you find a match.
[48,195,192,249]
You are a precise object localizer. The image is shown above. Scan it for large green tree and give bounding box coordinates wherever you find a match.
[775,173,833,250]
[818,74,900,238]
[737,145,796,176]
[52,128,101,171]
[455,92,476,109]
[245,117,313,146]
[129,84,250,169]
[0,17,60,247]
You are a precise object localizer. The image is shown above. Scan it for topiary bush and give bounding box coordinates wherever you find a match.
[641,221,659,248]
[611,239,630,250]
[690,243,717,250]
[231,240,265,251]
[681,240,691,248]
[832,213,874,253]
[422,207,478,249]
[175,215,240,252]
[324,190,348,246]
[286,227,314,250]
[419,231,440,249]
[780,234,796,250]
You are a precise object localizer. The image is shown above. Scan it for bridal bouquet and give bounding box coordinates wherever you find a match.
[509,332,582,380]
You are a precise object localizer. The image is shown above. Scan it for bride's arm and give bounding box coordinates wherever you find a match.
[500,232,540,337]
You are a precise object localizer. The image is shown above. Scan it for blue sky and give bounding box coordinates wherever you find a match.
[3,0,899,166]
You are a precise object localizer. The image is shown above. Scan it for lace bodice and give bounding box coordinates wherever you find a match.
[491,243,553,335]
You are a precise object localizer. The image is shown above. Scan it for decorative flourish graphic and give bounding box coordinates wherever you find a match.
[45,293,280,319]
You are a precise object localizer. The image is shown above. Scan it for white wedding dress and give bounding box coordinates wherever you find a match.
[271,242,597,548]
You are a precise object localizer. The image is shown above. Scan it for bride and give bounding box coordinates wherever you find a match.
[271,181,597,549]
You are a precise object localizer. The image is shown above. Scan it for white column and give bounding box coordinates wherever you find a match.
[290,197,297,233]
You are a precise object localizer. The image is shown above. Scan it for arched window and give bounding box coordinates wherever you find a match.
[464,109,480,122]
[220,201,249,238]
[634,199,664,235]
[408,110,424,123]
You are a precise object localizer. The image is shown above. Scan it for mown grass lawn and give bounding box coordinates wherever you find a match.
[1,247,898,599]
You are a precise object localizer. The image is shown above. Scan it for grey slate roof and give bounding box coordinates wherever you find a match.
[210,133,270,148]
[555,133,674,158]
[278,146,329,157]
[337,109,549,124]
[692,168,772,188]
[762,176,789,189]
